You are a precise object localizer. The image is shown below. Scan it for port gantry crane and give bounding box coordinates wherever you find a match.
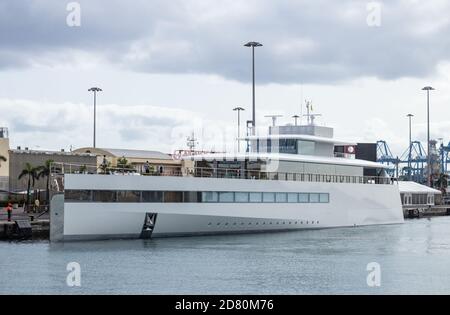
[439,141,450,174]
[377,139,450,184]
[376,140,400,178]
[399,141,427,183]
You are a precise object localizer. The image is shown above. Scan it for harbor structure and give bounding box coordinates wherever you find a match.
[377,138,450,186]
[398,181,441,207]
[8,148,96,195]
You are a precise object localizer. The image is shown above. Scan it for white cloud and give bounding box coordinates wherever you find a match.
[0,98,223,153]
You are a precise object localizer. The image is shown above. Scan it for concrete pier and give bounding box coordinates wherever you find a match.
[0,219,49,240]
[0,207,50,240]
[403,205,450,219]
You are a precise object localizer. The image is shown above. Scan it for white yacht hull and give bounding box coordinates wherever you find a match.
[51,174,404,241]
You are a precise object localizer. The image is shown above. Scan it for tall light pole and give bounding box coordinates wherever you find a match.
[233,107,245,153]
[407,114,414,181]
[422,86,434,186]
[88,87,102,148]
[244,41,262,135]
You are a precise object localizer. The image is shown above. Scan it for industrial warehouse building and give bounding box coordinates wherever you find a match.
[7,148,96,194]
[1,127,98,201]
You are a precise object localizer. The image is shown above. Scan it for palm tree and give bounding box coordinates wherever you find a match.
[18,163,39,211]
[436,173,449,196]
[37,159,54,206]
[0,155,6,168]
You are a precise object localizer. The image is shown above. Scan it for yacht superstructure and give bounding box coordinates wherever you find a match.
[50,119,403,242]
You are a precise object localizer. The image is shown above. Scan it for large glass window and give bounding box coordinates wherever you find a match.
[65,189,330,205]
[117,191,140,202]
[287,193,298,203]
[309,193,320,203]
[298,193,309,203]
[93,190,116,202]
[249,192,262,203]
[164,191,183,203]
[184,191,202,202]
[235,192,249,203]
[263,192,276,203]
[275,193,287,203]
[142,191,163,202]
[319,193,329,203]
[202,192,218,203]
[65,190,92,202]
[298,140,315,155]
[219,192,234,202]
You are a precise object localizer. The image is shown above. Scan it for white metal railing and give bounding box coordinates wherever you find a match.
[49,162,395,187]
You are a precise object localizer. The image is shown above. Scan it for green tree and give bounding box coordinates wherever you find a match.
[117,156,133,173]
[18,163,39,211]
[37,159,54,206]
[79,164,87,173]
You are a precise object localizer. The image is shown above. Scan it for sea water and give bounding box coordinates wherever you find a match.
[1,216,450,294]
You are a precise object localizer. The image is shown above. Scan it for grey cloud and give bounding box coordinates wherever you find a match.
[12,121,61,133]
[1,1,450,83]
[107,112,179,127]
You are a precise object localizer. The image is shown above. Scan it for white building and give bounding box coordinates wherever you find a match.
[397,181,442,206]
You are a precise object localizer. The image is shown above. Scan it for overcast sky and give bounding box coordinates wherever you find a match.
[1,0,450,156]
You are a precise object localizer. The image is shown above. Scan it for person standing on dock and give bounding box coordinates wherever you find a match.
[5,202,13,222]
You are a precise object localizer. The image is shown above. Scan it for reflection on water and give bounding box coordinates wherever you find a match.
[1,217,450,294]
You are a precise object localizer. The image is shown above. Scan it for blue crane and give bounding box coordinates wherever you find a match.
[399,141,427,183]
[376,140,400,177]
[440,141,450,174]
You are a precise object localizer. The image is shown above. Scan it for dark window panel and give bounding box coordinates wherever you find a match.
[93,190,117,202]
[65,190,92,202]
[184,191,202,202]
[164,191,183,203]
[142,191,163,202]
[117,190,140,202]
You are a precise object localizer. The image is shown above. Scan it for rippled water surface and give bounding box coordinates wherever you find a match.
[1,217,450,294]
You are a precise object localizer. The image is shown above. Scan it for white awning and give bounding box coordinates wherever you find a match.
[397,181,442,194]
[238,134,356,145]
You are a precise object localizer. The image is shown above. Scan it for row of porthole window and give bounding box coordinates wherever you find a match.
[207,220,320,226]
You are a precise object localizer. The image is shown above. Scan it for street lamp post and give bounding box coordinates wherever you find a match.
[422,86,434,186]
[88,87,102,148]
[407,114,414,181]
[244,41,262,135]
[233,107,245,153]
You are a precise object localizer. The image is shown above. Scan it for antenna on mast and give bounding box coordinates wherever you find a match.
[300,84,303,125]
[264,115,283,127]
[303,101,322,125]
[186,132,198,152]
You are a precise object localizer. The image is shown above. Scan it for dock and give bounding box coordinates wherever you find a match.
[0,207,50,240]
[0,219,49,240]
[403,205,450,219]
